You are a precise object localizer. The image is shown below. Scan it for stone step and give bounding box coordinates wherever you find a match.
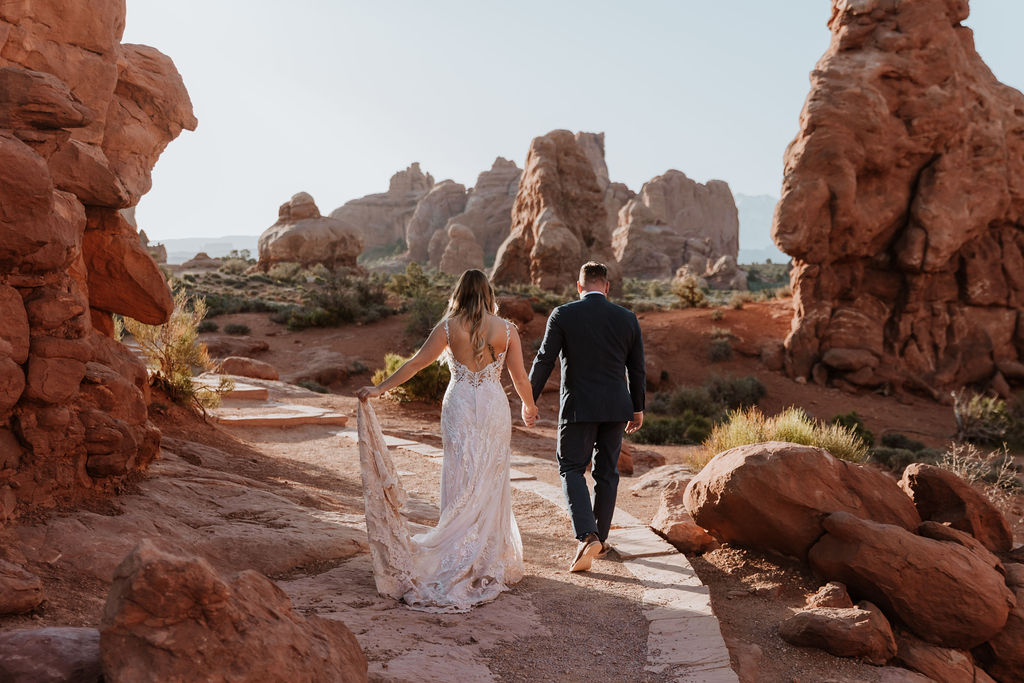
[195,376,269,401]
[212,402,349,428]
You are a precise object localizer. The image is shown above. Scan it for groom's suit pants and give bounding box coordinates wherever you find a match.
[556,421,626,542]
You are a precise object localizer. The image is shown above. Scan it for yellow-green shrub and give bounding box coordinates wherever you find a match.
[371,353,450,403]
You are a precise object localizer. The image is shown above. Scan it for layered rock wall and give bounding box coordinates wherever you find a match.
[773,0,1024,393]
[0,0,195,522]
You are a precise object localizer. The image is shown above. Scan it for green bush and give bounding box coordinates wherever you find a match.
[831,411,875,447]
[296,379,329,394]
[219,258,249,275]
[268,262,303,283]
[371,353,450,403]
[709,338,732,362]
[627,412,713,446]
[879,432,925,452]
[272,272,392,331]
[224,323,250,335]
[703,375,765,411]
[197,320,219,333]
[952,390,1010,445]
[696,406,869,471]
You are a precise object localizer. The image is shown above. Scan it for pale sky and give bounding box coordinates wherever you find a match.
[122,1,1024,242]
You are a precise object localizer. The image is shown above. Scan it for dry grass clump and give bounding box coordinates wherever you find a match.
[124,290,233,412]
[689,406,870,471]
[936,442,1020,514]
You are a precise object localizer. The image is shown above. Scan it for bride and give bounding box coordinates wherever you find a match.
[356,269,539,612]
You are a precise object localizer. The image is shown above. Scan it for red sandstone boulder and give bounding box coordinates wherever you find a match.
[773,0,1024,390]
[900,463,1013,553]
[492,129,618,290]
[0,559,43,615]
[650,478,718,553]
[217,357,279,381]
[0,627,101,683]
[496,296,535,327]
[895,630,996,683]
[806,581,853,609]
[684,442,921,560]
[258,192,364,270]
[100,541,368,683]
[83,208,173,325]
[974,564,1024,683]
[778,601,896,665]
[808,512,1015,649]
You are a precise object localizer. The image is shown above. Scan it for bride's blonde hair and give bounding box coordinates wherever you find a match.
[444,269,498,364]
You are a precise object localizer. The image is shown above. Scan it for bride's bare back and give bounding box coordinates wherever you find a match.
[445,313,510,372]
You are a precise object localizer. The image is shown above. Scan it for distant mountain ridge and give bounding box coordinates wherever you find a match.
[153,235,260,264]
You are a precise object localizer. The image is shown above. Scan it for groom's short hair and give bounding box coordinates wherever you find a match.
[579,261,608,287]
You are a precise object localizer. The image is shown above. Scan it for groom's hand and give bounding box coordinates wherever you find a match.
[625,411,643,434]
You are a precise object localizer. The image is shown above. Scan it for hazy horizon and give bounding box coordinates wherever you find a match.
[123,1,1024,243]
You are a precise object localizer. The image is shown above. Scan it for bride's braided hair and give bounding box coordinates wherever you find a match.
[444,269,498,364]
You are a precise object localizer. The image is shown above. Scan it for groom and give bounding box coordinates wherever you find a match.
[529,261,645,572]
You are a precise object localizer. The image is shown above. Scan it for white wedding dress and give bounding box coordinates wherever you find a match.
[357,320,525,612]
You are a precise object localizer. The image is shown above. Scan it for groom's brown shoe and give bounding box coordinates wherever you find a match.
[569,532,601,572]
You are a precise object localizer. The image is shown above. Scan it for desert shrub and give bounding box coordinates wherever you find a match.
[350,360,369,374]
[223,323,250,335]
[937,442,1019,489]
[952,390,1010,445]
[710,309,724,321]
[703,375,765,411]
[869,446,944,472]
[694,406,869,471]
[197,320,219,333]
[708,327,734,361]
[276,272,392,331]
[219,258,248,275]
[296,379,329,394]
[268,262,303,283]
[728,291,754,310]
[879,432,925,452]
[371,353,450,403]
[200,292,281,317]
[628,412,712,446]
[388,261,432,299]
[672,271,707,308]
[405,295,446,341]
[123,291,232,411]
[830,411,875,447]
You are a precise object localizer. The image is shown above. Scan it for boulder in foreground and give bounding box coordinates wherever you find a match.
[100,540,368,683]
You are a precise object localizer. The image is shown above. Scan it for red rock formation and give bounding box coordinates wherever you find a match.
[614,170,739,280]
[778,602,897,665]
[773,0,1024,393]
[808,512,1014,649]
[492,129,619,290]
[684,442,921,560]
[405,180,467,262]
[438,223,484,276]
[100,541,368,682]
[330,163,433,252]
[258,192,363,270]
[0,0,195,522]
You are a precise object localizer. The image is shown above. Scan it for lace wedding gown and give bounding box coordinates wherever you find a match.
[357,320,525,612]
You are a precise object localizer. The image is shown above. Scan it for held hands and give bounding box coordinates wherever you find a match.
[521,402,539,428]
[625,411,644,434]
[356,385,382,402]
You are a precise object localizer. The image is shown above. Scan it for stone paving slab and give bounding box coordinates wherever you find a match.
[508,469,536,482]
[212,402,349,428]
[612,526,678,560]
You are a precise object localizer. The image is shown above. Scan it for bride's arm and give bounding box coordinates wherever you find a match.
[505,326,538,427]
[356,322,447,400]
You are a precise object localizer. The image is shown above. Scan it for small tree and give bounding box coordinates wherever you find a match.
[124,290,232,412]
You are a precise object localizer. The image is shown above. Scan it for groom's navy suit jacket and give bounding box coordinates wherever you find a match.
[529,292,645,424]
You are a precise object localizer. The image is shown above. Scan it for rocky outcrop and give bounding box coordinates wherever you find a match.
[899,463,1013,553]
[429,157,522,267]
[808,512,1014,649]
[614,170,739,280]
[216,357,279,381]
[650,478,718,553]
[574,132,635,238]
[100,541,368,683]
[773,0,1024,392]
[0,627,101,683]
[405,180,467,262]
[975,564,1024,683]
[330,163,433,252]
[0,559,43,615]
[894,630,996,683]
[0,0,194,522]
[684,442,921,560]
[778,602,896,665]
[438,223,484,276]
[258,192,363,270]
[492,129,619,290]
[179,252,220,269]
